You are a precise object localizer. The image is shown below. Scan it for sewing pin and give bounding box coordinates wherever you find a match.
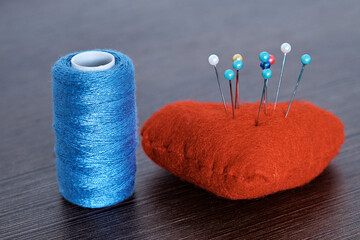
[232,53,243,108]
[232,58,243,109]
[259,51,270,63]
[208,54,227,113]
[260,59,272,113]
[259,52,270,113]
[269,54,275,66]
[224,69,235,119]
[260,61,271,70]
[285,54,311,118]
[232,54,243,62]
[274,43,291,110]
[266,54,275,112]
[264,75,268,113]
[256,69,272,126]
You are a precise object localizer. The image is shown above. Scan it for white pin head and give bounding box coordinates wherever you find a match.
[281,43,291,54]
[208,54,219,66]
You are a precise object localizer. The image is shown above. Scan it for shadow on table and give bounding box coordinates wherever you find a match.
[58,195,140,239]
[56,165,341,239]
[139,165,342,239]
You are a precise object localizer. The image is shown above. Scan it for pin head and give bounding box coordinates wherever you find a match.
[232,54,243,62]
[232,60,243,70]
[259,52,270,62]
[208,54,219,66]
[281,43,291,54]
[260,61,271,70]
[224,69,235,80]
[269,55,275,65]
[262,69,272,79]
[301,54,311,65]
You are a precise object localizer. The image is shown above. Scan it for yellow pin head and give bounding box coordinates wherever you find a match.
[232,54,243,62]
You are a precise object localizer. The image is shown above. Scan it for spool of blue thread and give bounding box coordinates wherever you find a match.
[52,50,137,208]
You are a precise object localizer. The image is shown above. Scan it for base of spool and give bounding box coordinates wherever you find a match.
[58,177,135,208]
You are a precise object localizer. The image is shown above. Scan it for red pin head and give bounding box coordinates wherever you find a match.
[269,55,275,65]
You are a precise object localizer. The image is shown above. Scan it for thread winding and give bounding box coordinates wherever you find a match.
[52,50,137,208]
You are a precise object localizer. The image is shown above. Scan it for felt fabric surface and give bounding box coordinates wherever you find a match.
[141,101,345,200]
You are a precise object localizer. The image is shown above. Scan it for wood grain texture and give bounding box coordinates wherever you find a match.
[0,0,359,239]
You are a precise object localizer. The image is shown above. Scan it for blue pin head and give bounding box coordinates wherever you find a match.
[262,69,272,79]
[260,61,271,70]
[224,69,235,80]
[232,60,243,71]
[301,54,311,65]
[259,52,270,62]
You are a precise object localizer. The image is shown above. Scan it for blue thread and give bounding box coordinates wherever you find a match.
[52,50,137,208]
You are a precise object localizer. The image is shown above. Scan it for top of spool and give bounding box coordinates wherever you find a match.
[71,51,115,72]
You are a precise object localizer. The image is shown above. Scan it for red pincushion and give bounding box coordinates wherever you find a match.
[141,101,345,199]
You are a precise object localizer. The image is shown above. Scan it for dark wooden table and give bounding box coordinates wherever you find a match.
[1,1,359,239]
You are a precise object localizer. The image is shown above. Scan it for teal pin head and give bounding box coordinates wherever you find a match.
[232,60,243,71]
[259,51,270,62]
[224,69,235,80]
[301,54,311,65]
[285,54,311,118]
[262,69,272,79]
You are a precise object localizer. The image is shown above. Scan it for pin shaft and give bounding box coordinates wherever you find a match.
[274,53,287,109]
[235,70,239,108]
[214,66,227,113]
[285,65,305,118]
[264,81,268,114]
[256,79,268,126]
[229,81,235,119]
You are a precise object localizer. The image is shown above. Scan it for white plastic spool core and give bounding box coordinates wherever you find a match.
[71,51,115,72]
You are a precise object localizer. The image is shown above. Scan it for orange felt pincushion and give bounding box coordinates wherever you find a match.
[141,101,345,199]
